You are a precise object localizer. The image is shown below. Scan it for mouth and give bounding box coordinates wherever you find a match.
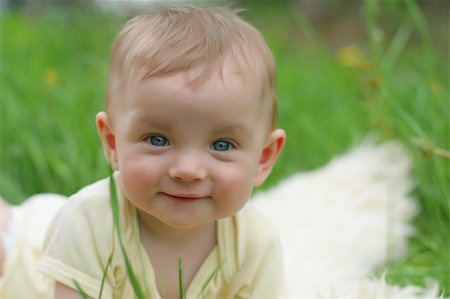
[160,192,206,203]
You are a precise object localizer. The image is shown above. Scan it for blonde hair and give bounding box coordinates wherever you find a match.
[106,5,278,126]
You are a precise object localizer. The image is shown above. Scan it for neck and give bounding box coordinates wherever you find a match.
[137,211,217,298]
[137,210,216,246]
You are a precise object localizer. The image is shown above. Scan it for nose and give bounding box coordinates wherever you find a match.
[168,151,207,182]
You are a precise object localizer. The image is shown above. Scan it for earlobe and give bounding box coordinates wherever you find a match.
[96,112,119,170]
[253,129,286,186]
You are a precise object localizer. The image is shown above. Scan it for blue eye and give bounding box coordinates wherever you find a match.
[212,140,232,152]
[147,135,169,147]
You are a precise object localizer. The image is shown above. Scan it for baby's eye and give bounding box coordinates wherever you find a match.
[211,140,233,152]
[146,135,169,147]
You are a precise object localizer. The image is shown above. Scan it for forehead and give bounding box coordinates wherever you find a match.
[160,68,257,98]
[129,65,264,111]
[117,71,265,135]
[109,62,274,136]
[147,75,256,123]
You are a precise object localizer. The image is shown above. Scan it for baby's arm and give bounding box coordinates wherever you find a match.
[37,189,116,299]
[55,281,91,299]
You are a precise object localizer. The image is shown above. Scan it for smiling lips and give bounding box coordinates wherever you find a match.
[161,192,206,203]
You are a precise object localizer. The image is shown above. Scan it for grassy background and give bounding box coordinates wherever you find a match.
[0,0,448,295]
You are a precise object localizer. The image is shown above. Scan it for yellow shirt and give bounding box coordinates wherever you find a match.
[37,176,285,299]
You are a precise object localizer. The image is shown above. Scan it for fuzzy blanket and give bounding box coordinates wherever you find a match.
[253,140,444,298]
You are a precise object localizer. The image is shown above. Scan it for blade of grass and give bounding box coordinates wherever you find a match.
[178,257,186,299]
[382,16,413,72]
[197,260,225,299]
[98,253,113,299]
[388,98,427,137]
[109,174,147,299]
[288,7,327,58]
[74,280,90,299]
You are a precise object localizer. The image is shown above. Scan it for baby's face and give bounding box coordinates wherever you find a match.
[111,67,273,231]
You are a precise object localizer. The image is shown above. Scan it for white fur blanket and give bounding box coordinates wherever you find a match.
[253,140,444,298]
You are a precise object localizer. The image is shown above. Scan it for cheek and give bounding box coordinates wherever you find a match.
[118,155,161,199]
[214,163,256,206]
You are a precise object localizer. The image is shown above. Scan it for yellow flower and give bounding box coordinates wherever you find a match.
[430,80,443,97]
[44,68,60,89]
[336,46,370,71]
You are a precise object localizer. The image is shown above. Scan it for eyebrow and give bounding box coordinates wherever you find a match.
[132,112,252,136]
[131,115,171,131]
[212,124,251,136]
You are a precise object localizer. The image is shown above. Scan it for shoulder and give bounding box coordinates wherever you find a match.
[58,177,112,221]
[44,176,113,245]
[218,204,285,297]
[39,176,120,299]
[68,176,111,208]
[235,203,280,244]
[220,203,281,266]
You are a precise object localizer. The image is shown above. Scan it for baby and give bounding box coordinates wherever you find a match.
[37,5,286,299]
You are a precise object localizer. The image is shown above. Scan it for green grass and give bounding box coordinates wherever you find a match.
[1,0,448,296]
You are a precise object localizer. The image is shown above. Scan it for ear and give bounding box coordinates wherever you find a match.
[253,129,286,186]
[96,112,119,170]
